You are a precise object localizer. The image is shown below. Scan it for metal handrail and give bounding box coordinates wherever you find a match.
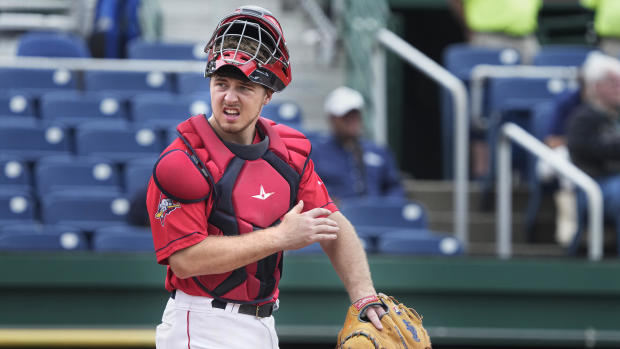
[497,122,603,261]
[0,56,203,72]
[470,65,580,128]
[300,0,338,65]
[375,28,470,250]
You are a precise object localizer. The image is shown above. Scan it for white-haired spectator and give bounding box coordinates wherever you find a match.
[565,51,620,252]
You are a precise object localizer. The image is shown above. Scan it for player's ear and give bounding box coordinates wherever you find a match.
[263,88,274,105]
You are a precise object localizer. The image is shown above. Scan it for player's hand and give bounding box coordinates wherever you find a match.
[274,200,339,250]
[364,305,386,330]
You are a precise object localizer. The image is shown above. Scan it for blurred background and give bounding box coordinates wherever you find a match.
[1,0,619,348]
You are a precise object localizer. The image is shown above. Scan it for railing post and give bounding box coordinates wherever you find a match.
[496,130,512,259]
[375,28,469,251]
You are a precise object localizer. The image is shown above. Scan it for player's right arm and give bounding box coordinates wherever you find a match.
[167,200,338,279]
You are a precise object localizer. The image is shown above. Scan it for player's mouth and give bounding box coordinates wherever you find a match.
[223,107,240,121]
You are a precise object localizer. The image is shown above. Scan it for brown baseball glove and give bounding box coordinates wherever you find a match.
[337,293,432,349]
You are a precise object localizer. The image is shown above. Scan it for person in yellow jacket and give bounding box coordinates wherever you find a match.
[581,0,620,57]
[450,0,543,63]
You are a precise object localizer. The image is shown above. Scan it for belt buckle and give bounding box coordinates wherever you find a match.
[255,305,260,317]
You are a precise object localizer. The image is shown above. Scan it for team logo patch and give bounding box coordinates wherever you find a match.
[155,197,181,226]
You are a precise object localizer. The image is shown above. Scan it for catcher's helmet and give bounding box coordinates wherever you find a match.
[204,5,291,92]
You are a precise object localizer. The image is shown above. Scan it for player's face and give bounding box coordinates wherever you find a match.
[209,75,273,144]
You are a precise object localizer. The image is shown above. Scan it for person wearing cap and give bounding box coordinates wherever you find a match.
[146,7,385,349]
[312,86,406,203]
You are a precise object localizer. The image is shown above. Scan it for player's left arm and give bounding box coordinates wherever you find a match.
[320,211,385,330]
[296,157,385,329]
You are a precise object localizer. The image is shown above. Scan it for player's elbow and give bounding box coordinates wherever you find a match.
[169,252,195,279]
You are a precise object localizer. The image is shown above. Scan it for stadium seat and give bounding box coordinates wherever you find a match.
[176,72,210,95]
[34,155,122,196]
[376,229,464,256]
[40,91,128,125]
[0,155,31,190]
[261,101,303,129]
[92,225,154,252]
[41,190,131,231]
[0,223,87,251]
[0,188,35,225]
[0,91,35,117]
[124,156,157,196]
[339,199,428,229]
[532,45,597,66]
[83,70,174,96]
[440,43,521,178]
[17,31,91,58]
[0,120,71,160]
[442,43,521,81]
[0,68,77,96]
[127,39,207,60]
[75,120,163,162]
[130,93,210,127]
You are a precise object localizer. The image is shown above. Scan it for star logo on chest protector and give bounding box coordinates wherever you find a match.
[251,185,275,200]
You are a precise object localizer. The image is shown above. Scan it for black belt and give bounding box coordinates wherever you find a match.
[170,290,274,318]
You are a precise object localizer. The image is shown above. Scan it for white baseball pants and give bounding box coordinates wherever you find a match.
[155,290,279,349]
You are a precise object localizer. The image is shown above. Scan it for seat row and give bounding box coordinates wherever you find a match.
[0,89,304,130]
[1,154,155,197]
[0,223,153,252]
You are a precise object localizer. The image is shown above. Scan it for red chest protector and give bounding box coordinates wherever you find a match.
[152,115,311,304]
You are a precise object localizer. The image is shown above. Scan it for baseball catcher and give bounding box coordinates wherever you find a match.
[337,293,432,349]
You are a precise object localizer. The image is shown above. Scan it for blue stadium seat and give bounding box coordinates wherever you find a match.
[0,120,71,160]
[532,45,597,66]
[176,72,210,95]
[92,225,154,252]
[41,191,131,231]
[124,156,157,196]
[0,91,35,117]
[75,120,163,162]
[17,31,91,58]
[0,68,77,96]
[40,91,128,125]
[339,199,428,229]
[127,40,207,60]
[0,223,87,251]
[84,70,174,96]
[442,43,521,81]
[0,155,31,190]
[376,229,464,256]
[130,93,210,127]
[0,188,35,224]
[440,43,521,179]
[35,155,122,196]
[262,101,303,129]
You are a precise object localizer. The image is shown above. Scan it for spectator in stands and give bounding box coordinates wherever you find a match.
[565,52,620,245]
[581,0,620,57]
[312,86,406,203]
[449,0,542,63]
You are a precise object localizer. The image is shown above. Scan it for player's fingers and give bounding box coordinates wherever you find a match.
[313,233,337,241]
[365,307,384,331]
[315,224,339,234]
[290,200,304,213]
[304,207,332,218]
[314,217,339,227]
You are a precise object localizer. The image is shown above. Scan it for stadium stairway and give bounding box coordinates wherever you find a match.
[404,179,567,257]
